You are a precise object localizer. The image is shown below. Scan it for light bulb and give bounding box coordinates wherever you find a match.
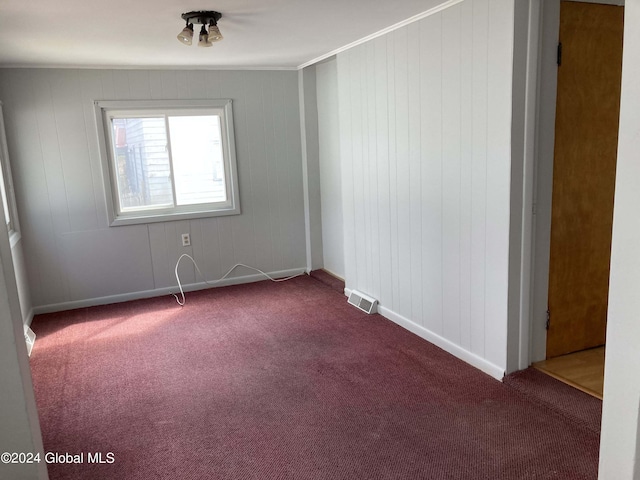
[176,24,194,45]
[208,25,223,42]
[198,25,212,47]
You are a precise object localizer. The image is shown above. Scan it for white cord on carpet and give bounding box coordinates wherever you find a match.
[171,253,305,306]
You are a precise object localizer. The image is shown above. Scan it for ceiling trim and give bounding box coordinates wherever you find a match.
[0,64,298,71]
[296,0,464,70]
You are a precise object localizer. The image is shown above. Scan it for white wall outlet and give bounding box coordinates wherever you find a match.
[181,233,191,247]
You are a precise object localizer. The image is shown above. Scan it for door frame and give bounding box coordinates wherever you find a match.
[528,0,624,364]
[527,0,561,364]
[506,0,542,373]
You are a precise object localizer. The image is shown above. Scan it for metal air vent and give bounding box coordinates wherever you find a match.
[347,290,378,314]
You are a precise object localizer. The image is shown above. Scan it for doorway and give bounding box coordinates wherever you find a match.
[534,1,624,399]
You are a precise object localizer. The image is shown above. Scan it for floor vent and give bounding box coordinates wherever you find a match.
[347,290,378,314]
[24,325,36,357]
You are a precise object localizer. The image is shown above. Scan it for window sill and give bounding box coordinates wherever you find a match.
[109,205,241,226]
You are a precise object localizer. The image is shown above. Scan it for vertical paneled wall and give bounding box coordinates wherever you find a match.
[0,69,306,310]
[336,0,514,376]
[316,58,344,279]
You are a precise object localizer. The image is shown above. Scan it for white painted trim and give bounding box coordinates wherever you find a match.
[24,308,34,327]
[381,305,505,380]
[0,64,298,71]
[518,0,542,370]
[94,99,241,227]
[0,104,22,242]
[298,69,313,273]
[565,0,623,5]
[530,0,561,362]
[344,288,505,381]
[8,230,21,249]
[32,268,306,315]
[297,0,464,69]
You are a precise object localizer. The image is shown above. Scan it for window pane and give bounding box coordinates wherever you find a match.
[168,115,227,206]
[111,118,173,211]
[96,100,241,226]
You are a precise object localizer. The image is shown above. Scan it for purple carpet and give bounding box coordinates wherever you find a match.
[503,367,602,435]
[309,269,345,293]
[30,275,600,479]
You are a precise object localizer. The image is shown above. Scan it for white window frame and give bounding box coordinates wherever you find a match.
[94,99,240,226]
[0,102,21,247]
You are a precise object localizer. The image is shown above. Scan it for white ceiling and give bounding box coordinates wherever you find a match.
[0,0,451,69]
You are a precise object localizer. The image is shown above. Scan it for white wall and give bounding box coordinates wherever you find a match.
[0,199,47,479]
[599,2,640,478]
[316,58,344,279]
[335,0,514,378]
[0,68,306,311]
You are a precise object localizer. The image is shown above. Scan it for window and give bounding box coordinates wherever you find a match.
[0,103,20,246]
[95,99,240,226]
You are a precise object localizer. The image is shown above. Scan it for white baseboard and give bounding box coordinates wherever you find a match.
[33,268,306,315]
[344,288,505,381]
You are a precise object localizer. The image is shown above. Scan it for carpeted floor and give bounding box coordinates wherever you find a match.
[30,275,600,480]
[503,367,602,435]
[308,269,345,294]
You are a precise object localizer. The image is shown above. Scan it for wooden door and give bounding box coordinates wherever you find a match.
[546,1,624,359]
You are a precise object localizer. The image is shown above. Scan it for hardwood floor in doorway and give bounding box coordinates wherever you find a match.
[533,347,605,399]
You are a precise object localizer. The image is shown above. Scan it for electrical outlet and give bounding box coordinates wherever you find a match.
[181,233,191,247]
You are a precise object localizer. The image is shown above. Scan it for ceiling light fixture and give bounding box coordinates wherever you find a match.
[198,25,212,48]
[177,23,194,45]
[178,11,223,47]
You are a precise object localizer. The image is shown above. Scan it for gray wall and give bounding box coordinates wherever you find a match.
[0,69,306,311]
[316,58,344,279]
[334,0,514,378]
